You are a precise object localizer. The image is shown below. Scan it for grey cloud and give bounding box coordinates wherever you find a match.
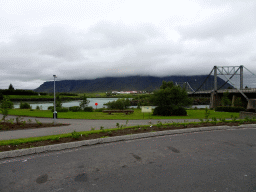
[178,2,256,40]
[0,18,256,89]
[88,22,160,48]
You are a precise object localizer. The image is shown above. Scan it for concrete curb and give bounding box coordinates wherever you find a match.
[1,124,256,160]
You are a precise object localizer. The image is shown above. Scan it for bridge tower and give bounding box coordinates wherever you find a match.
[211,65,244,108]
[213,65,243,92]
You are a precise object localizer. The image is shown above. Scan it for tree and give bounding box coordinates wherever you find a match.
[8,84,14,90]
[79,94,90,110]
[150,81,192,116]
[221,91,231,106]
[233,97,244,107]
[56,95,62,108]
[0,93,3,101]
[105,92,112,97]
[0,96,14,121]
[160,81,175,90]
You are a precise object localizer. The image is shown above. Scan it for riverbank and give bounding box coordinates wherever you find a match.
[7,92,137,101]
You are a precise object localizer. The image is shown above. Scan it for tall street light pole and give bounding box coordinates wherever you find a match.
[53,75,57,125]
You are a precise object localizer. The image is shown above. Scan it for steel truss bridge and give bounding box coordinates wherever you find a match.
[177,65,256,109]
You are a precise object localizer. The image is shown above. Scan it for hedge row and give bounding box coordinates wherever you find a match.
[215,106,245,112]
[48,106,95,112]
[0,89,47,95]
[153,106,187,116]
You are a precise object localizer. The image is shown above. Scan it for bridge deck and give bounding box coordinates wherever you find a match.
[188,88,256,94]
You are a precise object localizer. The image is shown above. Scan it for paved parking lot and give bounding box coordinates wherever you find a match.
[0,127,255,191]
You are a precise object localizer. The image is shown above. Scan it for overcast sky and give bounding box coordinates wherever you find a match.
[1,0,256,90]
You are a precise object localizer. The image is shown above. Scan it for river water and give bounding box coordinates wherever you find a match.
[13,98,209,110]
[13,98,120,110]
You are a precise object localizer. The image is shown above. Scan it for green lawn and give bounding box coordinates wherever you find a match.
[9,95,54,99]
[6,108,240,120]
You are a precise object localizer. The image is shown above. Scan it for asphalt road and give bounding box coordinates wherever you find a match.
[0,128,255,191]
[0,115,200,140]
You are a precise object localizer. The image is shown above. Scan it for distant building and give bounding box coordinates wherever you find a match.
[112,91,118,94]
[112,91,138,94]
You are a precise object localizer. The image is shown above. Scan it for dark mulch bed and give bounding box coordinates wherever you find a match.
[1,121,254,152]
[0,122,70,131]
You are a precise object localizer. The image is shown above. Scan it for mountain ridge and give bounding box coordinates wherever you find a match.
[34,75,233,93]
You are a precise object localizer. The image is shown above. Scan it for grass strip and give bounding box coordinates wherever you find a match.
[6,109,240,120]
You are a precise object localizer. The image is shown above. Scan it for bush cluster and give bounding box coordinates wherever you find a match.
[153,106,187,116]
[69,106,81,112]
[51,107,68,112]
[48,105,95,112]
[104,98,131,110]
[83,107,94,112]
[215,106,245,112]
[20,102,31,109]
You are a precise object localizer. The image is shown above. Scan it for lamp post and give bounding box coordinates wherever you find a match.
[53,75,57,125]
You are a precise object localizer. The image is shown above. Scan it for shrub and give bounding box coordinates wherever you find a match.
[104,98,131,110]
[153,106,172,116]
[153,106,187,116]
[20,102,31,109]
[39,92,47,96]
[35,119,42,126]
[246,108,256,113]
[156,121,163,128]
[94,108,105,112]
[84,107,94,112]
[51,137,60,141]
[215,106,245,112]
[48,106,54,110]
[56,95,62,108]
[204,107,210,119]
[51,107,69,112]
[71,131,80,139]
[150,81,192,116]
[233,97,245,107]
[0,96,13,121]
[221,91,231,106]
[231,115,238,122]
[80,94,90,110]
[16,116,23,124]
[173,107,187,116]
[69,106,81,112]
[58,107,69,112]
